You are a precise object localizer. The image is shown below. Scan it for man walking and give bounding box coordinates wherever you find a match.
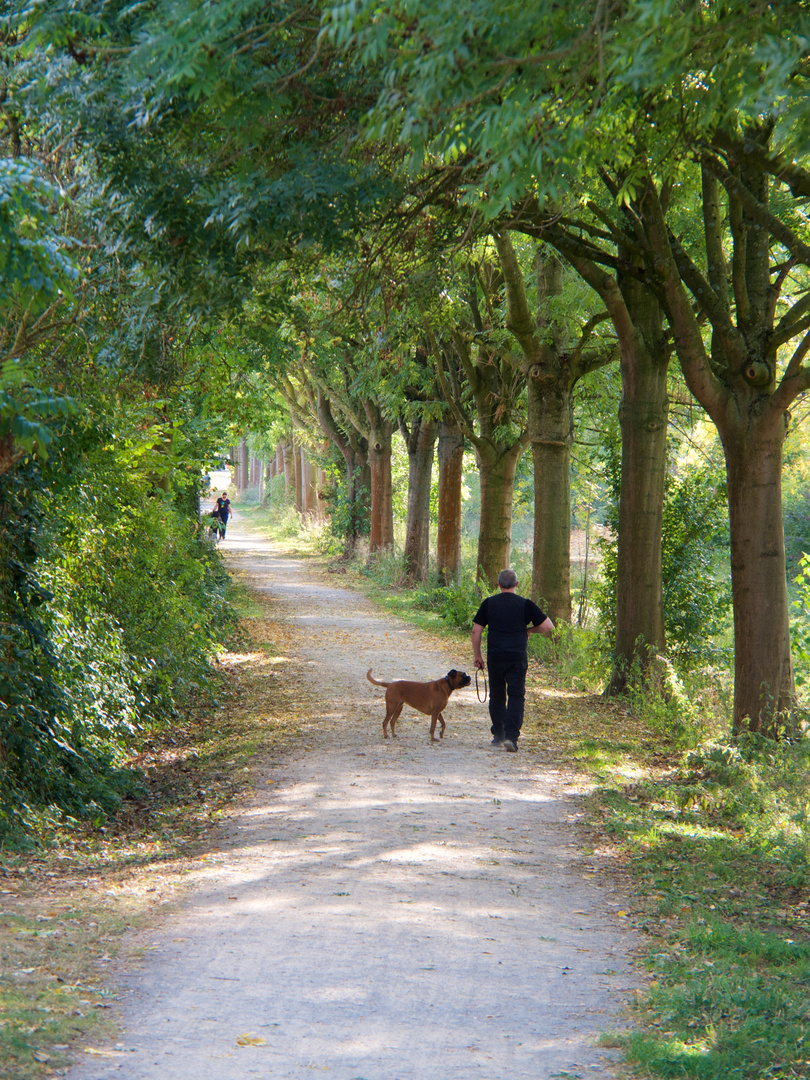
[471,569,554,752]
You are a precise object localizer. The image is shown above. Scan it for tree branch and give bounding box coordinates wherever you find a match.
[704,152,810,267]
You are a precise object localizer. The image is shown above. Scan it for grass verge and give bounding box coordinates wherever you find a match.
[0,573,300,1080]
[598,739,810,1080]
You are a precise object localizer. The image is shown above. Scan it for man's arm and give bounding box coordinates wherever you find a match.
[528,616,554,638]
[471,622,485,670]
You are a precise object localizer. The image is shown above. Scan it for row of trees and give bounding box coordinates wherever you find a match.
[2,0,810,833]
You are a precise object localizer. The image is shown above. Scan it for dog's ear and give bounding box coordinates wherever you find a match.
[447,670,457,678]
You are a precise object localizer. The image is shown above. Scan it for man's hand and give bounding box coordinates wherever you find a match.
[471,621,485,671]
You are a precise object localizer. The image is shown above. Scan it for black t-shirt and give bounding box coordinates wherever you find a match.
[215,497,231,521]
[473,592,548,659]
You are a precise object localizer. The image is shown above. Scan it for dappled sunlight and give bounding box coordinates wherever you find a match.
[84,520,640,1080]
[219,650,294,667]
[645,819,731,843]
[536,686,585,700]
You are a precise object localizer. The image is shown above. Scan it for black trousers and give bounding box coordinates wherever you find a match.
[487,654,528,743]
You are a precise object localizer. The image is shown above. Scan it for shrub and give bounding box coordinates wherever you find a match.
[412,571,484,628]
[0,414,232,845]
[594,458,732,665]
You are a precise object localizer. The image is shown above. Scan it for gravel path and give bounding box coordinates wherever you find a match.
[67,522,640,1080]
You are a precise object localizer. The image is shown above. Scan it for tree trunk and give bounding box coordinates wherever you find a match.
[301,450,318,517]
[432,265,529,590]
[492,233,616,623]
[543,243,669,689]
[528,367,573,622]
[263,461,273,507]
[317,466,328,522]
[724,417,794,733]
[608,365,668,691]
[476,441,523,587]
[637,155,800,731]
[365,406,394,553]
[315,390,369,555]
[0,433,19,477]
[238,437,249,491]
[293,434,303,513]
[436,418,464,585]
[282,439,295,498]
[402,416,437,581]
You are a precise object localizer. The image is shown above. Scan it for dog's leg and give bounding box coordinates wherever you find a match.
[383,708,395,739]
[437,710,446,739]
[389,702,404,738]
[429,711,442,742]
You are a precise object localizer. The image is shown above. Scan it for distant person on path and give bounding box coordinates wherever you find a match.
[214,491,232,539]
[471,569,554,752]
[207,510,224,543]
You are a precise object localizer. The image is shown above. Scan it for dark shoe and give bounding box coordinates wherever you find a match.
[490,737,504,747]
[504,739,518,752]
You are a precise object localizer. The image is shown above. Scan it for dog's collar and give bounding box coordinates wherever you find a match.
[445,675,453,688]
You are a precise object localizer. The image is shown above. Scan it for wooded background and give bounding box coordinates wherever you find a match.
[4,0,810,838]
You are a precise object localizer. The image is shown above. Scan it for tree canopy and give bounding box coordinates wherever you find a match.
[5,0,810,844]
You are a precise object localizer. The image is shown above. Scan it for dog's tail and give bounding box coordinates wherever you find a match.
[366,668,390,688]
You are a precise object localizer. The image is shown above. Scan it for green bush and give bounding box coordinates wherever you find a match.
[412,571,484,628]
[0,410,232,845]
[531,621,604,693]
[789,552,810,702]
[594,458,732,665]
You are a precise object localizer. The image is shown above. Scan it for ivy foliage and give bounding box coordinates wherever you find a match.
[0,389,232,846]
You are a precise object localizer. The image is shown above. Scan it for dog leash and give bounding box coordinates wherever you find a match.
[475,667,488,702]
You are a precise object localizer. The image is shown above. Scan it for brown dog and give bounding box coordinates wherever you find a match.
[366,668,472,741]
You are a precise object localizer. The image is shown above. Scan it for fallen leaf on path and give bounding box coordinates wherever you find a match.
[236,1034,267,1046]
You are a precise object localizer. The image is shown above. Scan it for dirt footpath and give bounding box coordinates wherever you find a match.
[67,523,640,1080]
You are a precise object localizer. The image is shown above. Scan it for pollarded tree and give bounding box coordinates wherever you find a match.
[397,347,440,583]
[575,6,810,732]
[493,230,616,622]
[505,195,676,688]
[423,247,529,586]
[274,337,375,554]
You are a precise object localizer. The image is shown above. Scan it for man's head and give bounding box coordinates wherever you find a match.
[497,569,518,590]
[222,491,228,497]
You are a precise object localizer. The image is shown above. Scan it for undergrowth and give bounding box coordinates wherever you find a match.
[598,736,810,1080]
[285,522,810,1080]
[0,567,297,1080]
[7,502,809,1080]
